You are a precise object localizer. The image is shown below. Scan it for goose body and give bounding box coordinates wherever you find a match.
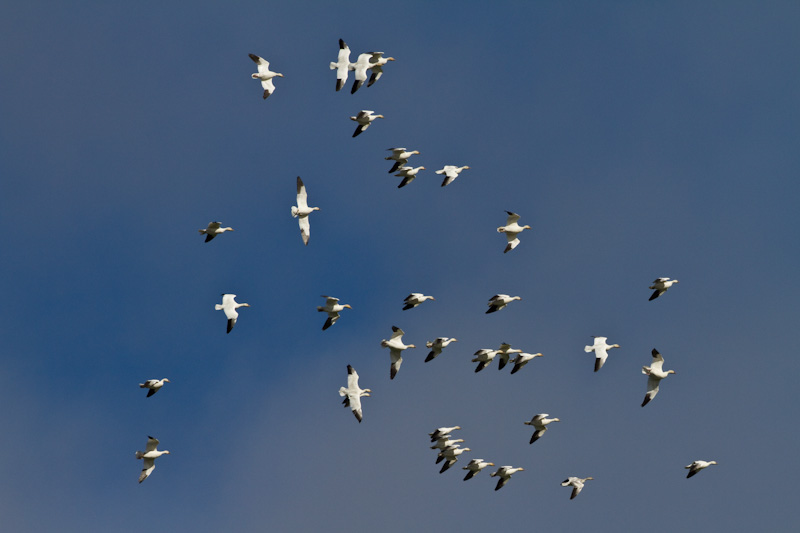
[509,352,544,374]
[685,460,717,478]
[350,110,384,137]
[641,348,676,406]
[248,54,283,99]
[394,166,426,188]
[472,348,500,372]
[139,378,170,398]
[430,438,465,451]
[490,466,524,490]
[317,295,352,330]
[497,211,531,253]
[338,365,371,423]
[329,39,351,91]
[463,459,495,481]
[496,343,523,371]
[380,326,416,379]
[649,277,679,301]
[402,293,435,310]
[385,148,420,173]
[367,52,395,87]
[425,337,457,362]
[435,165,470,187]
[486,294,521,314]
[585,336,620,372]
[429,426,461,442]
[215,294,250,334]
[291,176,320,245]
[561,476,593,499]
[349,53,374,94]
[437,446,471,473]
[525,414,560,444]
[135,436,170,483]
[199,221,234,243]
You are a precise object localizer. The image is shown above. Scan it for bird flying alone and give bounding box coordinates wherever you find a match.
[497,211,531,253]
[139,378,170,398]
[215,294,250,334]
[291,176,320,246]
[317,295,351,330]
[199,221,233,243]
[562,476,593,499]
[380,326,416,379]
[435,165,470,187]
[685,460,717,478]
[350,110,384,137]
[339,364,371,423]
[641,348,676,406]
[649,277,679,301]
[486,294,522,314]
[248,53,283,99]
[402,293,435,310]
[135,436,170,483]
[585,336,620,372]
[525,414,560,444]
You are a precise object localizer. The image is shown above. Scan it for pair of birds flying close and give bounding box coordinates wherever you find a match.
[330,39,394,93]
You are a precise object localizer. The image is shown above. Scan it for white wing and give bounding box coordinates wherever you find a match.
[505,211,521,225]
[298,216,310,245]
[296,176,309,210]
[139,458,155,483]
[145,436,159,452]
[650,349,665,373]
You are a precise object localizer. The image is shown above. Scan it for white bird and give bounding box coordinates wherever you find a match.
[425,337,457,362]
[437,446,471,473]
[497,211,531,253]
[430,438,465,451]
[317,295,352,331]
[435,165,470,187]
[585,336,620,372]
[649,277,680,301]
[525,414,560,444]
[380,326,416,379]
[561,476,593,499]
[509,352,544,374]
[394,166,426,188]
[248,53,283,99]
[135,436,170,483]
[486,294,522,314]
[291,176,320,246]
[385,148,421,173]
[350,110,384,137]
[490,466,524,491]
[463,459,495,481]
[685,460,717,478]
[496,343,523,371]
[139,378,170,398]
[429,426,461,442]
[367,52,395,87]
[329,39,351,92]
[348,53,373,94]
[472,348,500,372]
[642,348,676,406]
[402,293,435,310]
[215,294,250,334]
[199,221,234,243]
[338,365,371,423]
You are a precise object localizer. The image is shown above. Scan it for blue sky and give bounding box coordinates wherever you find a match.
[1,1,799,531]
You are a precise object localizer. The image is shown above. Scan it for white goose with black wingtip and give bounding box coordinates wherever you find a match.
[215,294,250,334]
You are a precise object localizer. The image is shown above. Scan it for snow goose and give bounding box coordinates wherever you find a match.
[496,343,523,370]
[642,348,676,406]
[490,466,524,490]
[139,378,170,398]
[135,436,170,483]
[472,348,500,372]
[430,438,465,451]
[437,446,471,473]
[385,148,420,173]
[425,337,457,362]
[350,110,384,137]
[215,294,250,334]
[291,176,320,246]
[395,165,426,188]
[435,165,470,187]
[561,476,593,499]
[317,295,352,330]
[367,52,395,87]
[649,277,680,301]
[463,459,495,481]
[510,352,543,374]
[497,211,531,253]
[248,54,283,99]
[380,326,416,379]
[585,336,620,372]
[525,414,560,444]
[486,294,522,314]
[329,39,351,92]
[349,53,373,94]
[429,426,461,442]
[685,460,717,478]
[338,365,371,423]
[199,221,233,243]
[402,293,435,310]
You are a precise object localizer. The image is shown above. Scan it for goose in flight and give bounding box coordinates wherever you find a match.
[585,336,620,372]
[486,294,522,314]
[430,438,465,451]
[437,446,471,473]
[463,459,495,481]
[350,110,384,137]
[435,165,470,187]
[649,277,679,301]
[394,166,426,188]
[248,54,283,99]
[425,337,457,362]
[403,293,435,310]
[199,221,234,243]
[385,148,421,174]
[367,52,395,87]
[525,414,560,444]
[317,295,351,330]
[380,326,416,379]
[339,365,371,423]
[429,426,461,442]
[642,348,676,406]
[509,352,543,374]
[496,343,523,371]
[291,176,320,246]
[139,378,170,398]
[135,436,170,483]
[685,460,717,478]
[215,294,250,334]
[329,39,351,92]
[497,211,531,253]
[472,348,500,372]
[490,466,524,491]
[561,476,593,499]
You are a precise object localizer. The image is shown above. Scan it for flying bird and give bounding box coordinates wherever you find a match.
[135,436,170,483]
[435,165,470,187]
[350,110,384,137]
[329,39,351,91]
[348,53,374,94]
[394,165,426,188]
[685,460,717,478]
[486,294,522,314]
[496,343,523,371]
[585,336,620,372]
[649,277,680,301]
[509,352,543,374]
[472,348,500,372]
[215,294,250,334]
[385,148,420,173]
[338,365,371,423]
[437,445,471,473]
[317,295,351,330]
[367,52,395,87]
[425,337,457,362]
[199,221,234,243]
[641,348,676,406]
[291,176,320,246]
[402,293,435,310]
[248,53,283,99]
[463,459,495,481]
[497,211,531,253]
[429,426,461,442]
[430,438,465,451]
[561,476,593,499]
[525,414,560,444]
[490,466,524,491]
[139,378,170,398]
[380,326,416,379]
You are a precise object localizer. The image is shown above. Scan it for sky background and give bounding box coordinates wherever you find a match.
[1,1,799,531]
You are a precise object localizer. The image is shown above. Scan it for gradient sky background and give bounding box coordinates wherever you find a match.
[1,1,799,531]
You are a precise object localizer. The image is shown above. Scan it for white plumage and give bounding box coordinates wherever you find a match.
[585,336,620,372]
[215,294,250,334]
[135,436,170,483]
[291,176,320,246]
[248,53,283,99]
[380,326,416,379]
[497,211,531,253]
[338,365,371,423]
[641,348,676,406]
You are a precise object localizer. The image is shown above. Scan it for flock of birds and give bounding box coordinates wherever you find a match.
[133,38,718,493]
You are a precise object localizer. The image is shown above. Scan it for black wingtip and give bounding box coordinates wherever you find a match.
[227,319,234,334]
[146,389,156,398]
[204,234,213,242]
[425,352,435,363]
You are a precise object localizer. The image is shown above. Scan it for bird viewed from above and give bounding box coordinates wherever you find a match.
[198,221,234,242]
[248,53,283,99]
[291,176,320,246]
[215,294,250,334]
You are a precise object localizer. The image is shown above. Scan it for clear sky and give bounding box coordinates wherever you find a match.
[1,1,799,531]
